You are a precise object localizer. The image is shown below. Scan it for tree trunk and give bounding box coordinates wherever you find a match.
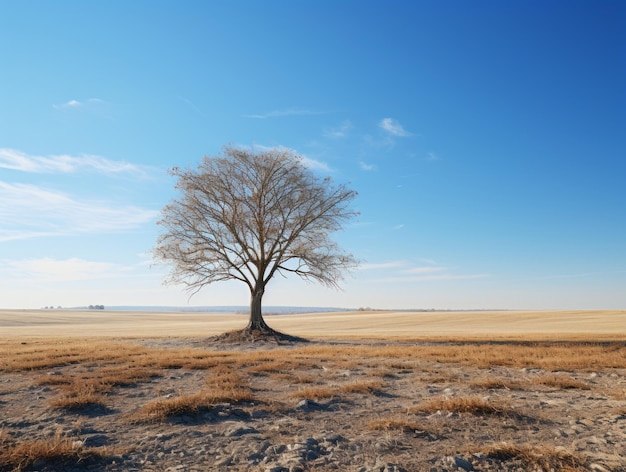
[246,284,271,332]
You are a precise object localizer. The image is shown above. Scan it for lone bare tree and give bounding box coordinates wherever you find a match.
[154,146,358,336]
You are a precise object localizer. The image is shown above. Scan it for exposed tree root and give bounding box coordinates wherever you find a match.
[210,327,309,346]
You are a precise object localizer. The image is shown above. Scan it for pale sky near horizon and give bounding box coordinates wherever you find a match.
[1,1,625,310]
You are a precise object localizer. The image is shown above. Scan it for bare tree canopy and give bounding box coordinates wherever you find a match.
[154,146,359,334]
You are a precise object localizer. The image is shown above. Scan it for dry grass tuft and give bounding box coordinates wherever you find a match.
[481,442,587,470]
[245,359,297,374]
[95,365,161,387]
[369,368,399,378]
[48,384,107,412]
[0,430,115,472]
[206,367,254,401]
[40,365,161,412]
[267,372,317,384]
[290,373,317,384]
[133,368,254,421]
[532,373,591,390]
[291,386,337,401]
[135,387,254,421]
[340,380,384,394]
[137,391,216,419]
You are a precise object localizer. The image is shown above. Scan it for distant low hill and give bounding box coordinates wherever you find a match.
[72,306,354,315]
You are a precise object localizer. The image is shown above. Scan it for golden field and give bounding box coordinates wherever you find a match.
[0,308,625,340]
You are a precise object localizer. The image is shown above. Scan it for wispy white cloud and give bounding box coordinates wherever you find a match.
[58,99,81,108]
[359,161,376,171]
[364,119,414,148]
[0,181,159,242]
[358,259,488,283]
[417,258,439,266]
[3,257,130,282]
[402,266,446,274]
[358,260,409,271]
[0,148,149,177]
[427,152,440,161]
[379,118,412,137]
[244,108,331,119]
[53,98,106,109]
[178,95,206,116]
[392,224,405,230]
[301,156,331,172]
[323,120,353,138]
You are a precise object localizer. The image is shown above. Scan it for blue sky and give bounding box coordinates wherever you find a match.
[1,0,624,310]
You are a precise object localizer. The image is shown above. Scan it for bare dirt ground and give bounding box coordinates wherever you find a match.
[1,310,625,471]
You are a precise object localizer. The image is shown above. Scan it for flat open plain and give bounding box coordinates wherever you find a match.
[1,309,625,339]
[1,309,625,471]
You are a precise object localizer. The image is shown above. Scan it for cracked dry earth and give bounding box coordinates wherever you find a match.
[1,337,625,472]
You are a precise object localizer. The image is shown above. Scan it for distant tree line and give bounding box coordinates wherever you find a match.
[88,305,105,310]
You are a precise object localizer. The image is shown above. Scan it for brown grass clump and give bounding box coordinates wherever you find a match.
[134,368,254,421]
[291,386,337,401]
[369,368,399,378]
[532,373,591,390]
[481,442,587,470]
[36,373,74,387]
[245,360,292,374]
[94,365,161,387]
[267,372,317,384]
[135,387,255,421]
[0,430,115,472]
[340,380,384,394]
[137,391,218,419]
[289,373,317,384]
[48,383,107,412]
[206,367,254,401]
[39,364,161,412]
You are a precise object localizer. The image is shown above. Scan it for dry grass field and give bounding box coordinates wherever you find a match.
[0,309,625,471]
[1,309,625,339]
